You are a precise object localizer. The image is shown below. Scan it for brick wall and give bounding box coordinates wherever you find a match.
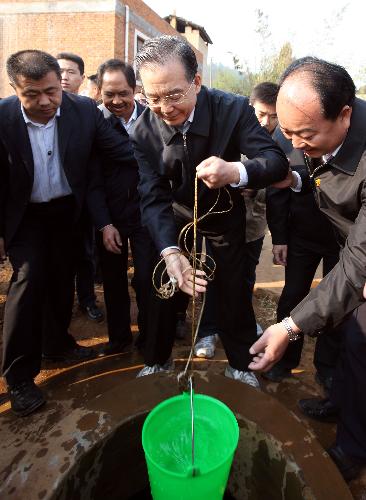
[0,10,116,96]
[0,0,204,97]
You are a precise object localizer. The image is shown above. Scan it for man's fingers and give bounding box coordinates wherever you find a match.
[186,275,207,286]
[196,156,218,172]
[249,335,267,355]
[180,283,206,296]
[106,238,121,254]
[115,232,122,247]
[248,353,275,371]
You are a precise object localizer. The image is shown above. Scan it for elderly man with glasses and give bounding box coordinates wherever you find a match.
[132,36,289,386]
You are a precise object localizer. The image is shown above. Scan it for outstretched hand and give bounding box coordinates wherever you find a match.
[248,323,290,372]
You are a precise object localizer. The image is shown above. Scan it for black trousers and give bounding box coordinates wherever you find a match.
[97,225,156,344]
[2,196,78,386]
[276,237,341,377]
[75,219,97,308]
[331,303,366,461]
[244,236,265,297]
[196,235,264,339]
[143,222,257,370]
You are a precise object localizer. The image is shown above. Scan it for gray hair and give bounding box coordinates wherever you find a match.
[135,35,197,82]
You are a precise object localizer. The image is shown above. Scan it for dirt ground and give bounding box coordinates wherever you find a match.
[0,261,365,498]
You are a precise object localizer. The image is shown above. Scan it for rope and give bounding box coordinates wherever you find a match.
[151,175,233,387]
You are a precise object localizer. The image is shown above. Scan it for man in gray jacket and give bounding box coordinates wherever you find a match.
[250,57,366,480]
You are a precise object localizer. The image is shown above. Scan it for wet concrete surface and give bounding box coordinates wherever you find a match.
[0,367,353,500]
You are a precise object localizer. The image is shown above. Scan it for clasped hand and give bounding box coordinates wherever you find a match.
[196,156,240,188]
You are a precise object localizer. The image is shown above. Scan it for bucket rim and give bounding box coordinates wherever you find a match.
[142,392,239,479]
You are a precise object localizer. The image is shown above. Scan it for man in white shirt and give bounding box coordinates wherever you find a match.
[0,49,136,416]
[98,59,140,134]
[93,59,155,355]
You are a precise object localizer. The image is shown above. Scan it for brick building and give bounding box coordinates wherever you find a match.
[0,0,208,97]
[165,14,212,87]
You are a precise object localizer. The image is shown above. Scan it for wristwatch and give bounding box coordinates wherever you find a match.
[281,317,302,342]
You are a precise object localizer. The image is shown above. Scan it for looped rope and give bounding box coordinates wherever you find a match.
[152,182,232,299]
[151,174,233,384]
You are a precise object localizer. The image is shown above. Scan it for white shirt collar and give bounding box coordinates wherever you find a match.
[121,102,138,126]
[187,107,195,124]
[323,142,343,162]
[179,107,195,134]
[21,104,60,127]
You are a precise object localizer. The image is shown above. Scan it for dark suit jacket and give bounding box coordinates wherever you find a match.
[288,98,366,334]
[131,86,289,252]
[0,92,135,246]
[266,129,339,253]
[95,102,145,234]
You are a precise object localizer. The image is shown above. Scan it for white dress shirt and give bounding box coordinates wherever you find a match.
[120,102,138,135]
[21,106,71,202]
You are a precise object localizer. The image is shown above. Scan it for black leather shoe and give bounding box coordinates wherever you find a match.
[9,380,45,417]
[327,444,363,481]
[315,372,333,394]
[100,339,133,356]
[298,397,339,422]
[81,304,104,322]
[43,344,95,362]
[261,365,292,382]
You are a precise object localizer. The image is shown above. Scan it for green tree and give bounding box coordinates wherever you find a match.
[257,42,294,84]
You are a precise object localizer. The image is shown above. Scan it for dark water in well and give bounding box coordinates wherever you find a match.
[129,487,236,499]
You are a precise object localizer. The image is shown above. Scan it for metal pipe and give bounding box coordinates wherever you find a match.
[125,4,129,62]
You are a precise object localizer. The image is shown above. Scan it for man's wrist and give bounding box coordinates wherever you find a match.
[230,162,248,188]
[291,171,302,192]
[100,223,114,232]
[161,247,181,258]
[281,317,302,342]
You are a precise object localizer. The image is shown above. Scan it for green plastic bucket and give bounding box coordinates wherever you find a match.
[142,392,239,500]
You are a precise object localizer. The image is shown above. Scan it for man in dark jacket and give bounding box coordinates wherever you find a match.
[94,58,155,354]
[0,50,135,416]
[250,57,366,480]
[132,36,289,386]
[265,130,340,389]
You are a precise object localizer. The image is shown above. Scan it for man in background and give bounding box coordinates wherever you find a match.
[250,57,366,480]
[84,74,101,102]
[193,82,279,359]
[94,58,154,354]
